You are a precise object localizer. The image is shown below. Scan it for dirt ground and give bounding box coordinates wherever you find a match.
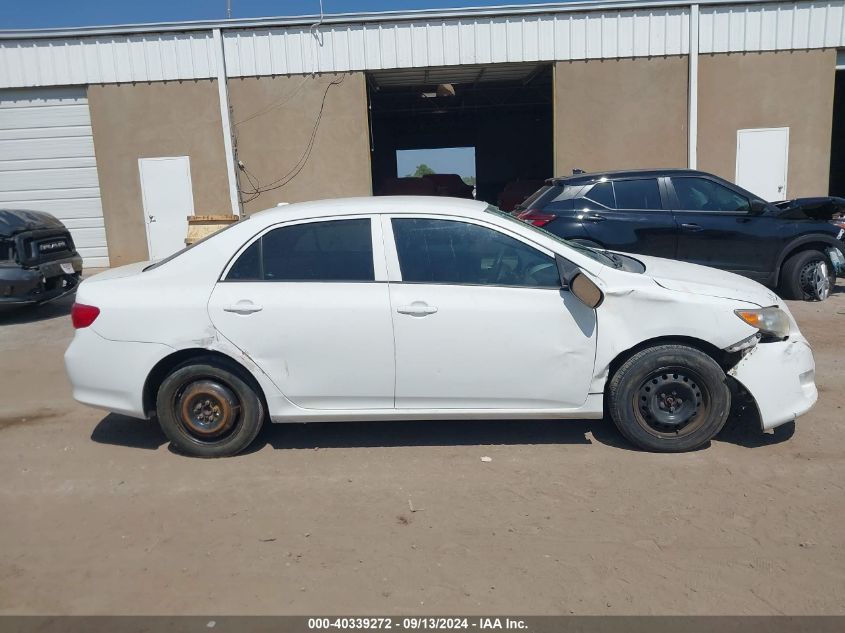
[0,289,843,616]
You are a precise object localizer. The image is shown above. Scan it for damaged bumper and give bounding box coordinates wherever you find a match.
[729,337,817,430]
[0,255,82,305]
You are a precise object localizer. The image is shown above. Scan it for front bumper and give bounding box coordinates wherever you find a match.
[0,255,83,305]
[728,337,817,430]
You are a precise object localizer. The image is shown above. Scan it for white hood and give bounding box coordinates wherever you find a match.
[633,254,782,307]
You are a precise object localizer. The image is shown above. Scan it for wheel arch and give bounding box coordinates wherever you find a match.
[605,335,739,389]
[774,234,843,286]
[142,348,269,418]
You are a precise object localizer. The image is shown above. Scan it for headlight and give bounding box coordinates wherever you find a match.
[734,306,791,339]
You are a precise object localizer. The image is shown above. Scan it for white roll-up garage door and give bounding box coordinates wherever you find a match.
[0,87,109,268]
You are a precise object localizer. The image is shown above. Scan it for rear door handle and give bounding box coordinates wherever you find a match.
[397,303,438,316]
[223,300,263,315]
[583,213,606,222]
[681,223,703,232]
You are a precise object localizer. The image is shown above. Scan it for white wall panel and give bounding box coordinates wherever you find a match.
[221,8,690,76]
[0,87,109,267]
[0,31,217,88]
[0,2,842,86]
[700,1,845,53]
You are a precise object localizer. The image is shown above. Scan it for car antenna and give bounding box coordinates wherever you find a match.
[572,168,585,175]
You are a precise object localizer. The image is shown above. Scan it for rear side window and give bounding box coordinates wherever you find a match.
[226,218,374,281]
[582,182,615,209]
[614,179,662,210]
[672,177,751,213]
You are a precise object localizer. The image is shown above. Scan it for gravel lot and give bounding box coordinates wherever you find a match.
[0,290,843,615]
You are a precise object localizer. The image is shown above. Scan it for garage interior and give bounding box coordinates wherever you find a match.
[830,68,845,197]
[367,62,553,206]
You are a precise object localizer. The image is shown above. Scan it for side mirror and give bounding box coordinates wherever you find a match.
[556,255,604,308]
[750,200,768,214]
[569,271,604,308]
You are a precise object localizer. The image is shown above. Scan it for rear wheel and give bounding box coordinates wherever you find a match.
[779,250,835,301]
[607,344,731,452]
[155,359,264,457]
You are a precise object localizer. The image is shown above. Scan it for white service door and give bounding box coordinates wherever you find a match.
[735,127,789,201]
[138,156,194,261]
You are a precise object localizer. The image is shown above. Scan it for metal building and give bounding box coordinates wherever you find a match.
[1,0,844,267]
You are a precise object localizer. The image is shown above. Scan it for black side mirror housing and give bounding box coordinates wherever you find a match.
[750,199,768,214]
[556,255,604,309]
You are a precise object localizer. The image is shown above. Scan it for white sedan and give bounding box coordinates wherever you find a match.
[65,197,817,457]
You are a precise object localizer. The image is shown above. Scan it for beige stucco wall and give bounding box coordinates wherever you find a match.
[227,72,372,214]
[88,80,231,266]
[553,57,689,176]
[697,49,835,198]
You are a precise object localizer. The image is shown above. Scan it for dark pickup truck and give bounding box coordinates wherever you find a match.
[0,209,83,306]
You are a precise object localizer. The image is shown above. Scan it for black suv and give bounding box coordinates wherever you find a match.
[0,209,83,306]
[515,169,845,301]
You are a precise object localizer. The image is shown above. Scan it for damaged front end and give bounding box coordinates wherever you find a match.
[0,210,83,306]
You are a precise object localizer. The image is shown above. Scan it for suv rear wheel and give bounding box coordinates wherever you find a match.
[780,250,835,301]
[155,358,264,457]
[607,344,731,452]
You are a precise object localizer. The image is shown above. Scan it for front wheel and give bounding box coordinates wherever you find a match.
[779,250,835,301]
[607,344,731,452]
[155,359,264,457]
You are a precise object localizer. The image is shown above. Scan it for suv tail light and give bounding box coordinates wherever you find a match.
[71,303,100,329]
[516,209,556,228]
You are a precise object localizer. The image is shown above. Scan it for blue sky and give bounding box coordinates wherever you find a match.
[1,1,547,30]
[397,148,476,178]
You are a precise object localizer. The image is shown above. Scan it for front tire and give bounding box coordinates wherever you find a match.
[155,359,264,457]
[607,344,731,452]
[779,250,834,301]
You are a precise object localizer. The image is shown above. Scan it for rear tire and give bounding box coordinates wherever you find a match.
[779,250,834,301]
[155,358,264,457]
[607,344,731,452]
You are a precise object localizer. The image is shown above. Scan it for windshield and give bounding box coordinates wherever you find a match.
[483,204,619,268]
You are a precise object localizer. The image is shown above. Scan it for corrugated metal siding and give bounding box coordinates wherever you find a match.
[0,87,109,267]
[0,2,844,85]
[0,32,217,88]
[701,1,845,52]
[222,9,690,76]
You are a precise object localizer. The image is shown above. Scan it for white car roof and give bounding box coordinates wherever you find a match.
[249,196,490,223]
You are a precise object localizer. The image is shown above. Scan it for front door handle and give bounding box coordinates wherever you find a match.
[681,223,703,232]
[582,213,606,222]
[397,302,438,317]
[223,300,263,315]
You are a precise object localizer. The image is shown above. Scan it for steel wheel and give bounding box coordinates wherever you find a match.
[175,379,241,440]
[799,259,831,301]
[633,367,711,438]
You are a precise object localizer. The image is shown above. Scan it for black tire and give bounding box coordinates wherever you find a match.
[155,358,264,457]
[779,250,835,301]
[607,344,731,452]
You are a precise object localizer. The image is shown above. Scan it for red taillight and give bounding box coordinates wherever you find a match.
[71,303,100,329]
[516,209,556,227]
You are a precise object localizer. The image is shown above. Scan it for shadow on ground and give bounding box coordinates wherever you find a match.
[90,409,792,456]
[0,295,73,326]
[91,414,623,453]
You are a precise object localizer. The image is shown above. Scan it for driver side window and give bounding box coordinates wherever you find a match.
[391,218,560,288]
[672,177,751,213]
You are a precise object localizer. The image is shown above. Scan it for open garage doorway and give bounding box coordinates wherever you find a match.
[830,67,845,196]
[368,62,553,209]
